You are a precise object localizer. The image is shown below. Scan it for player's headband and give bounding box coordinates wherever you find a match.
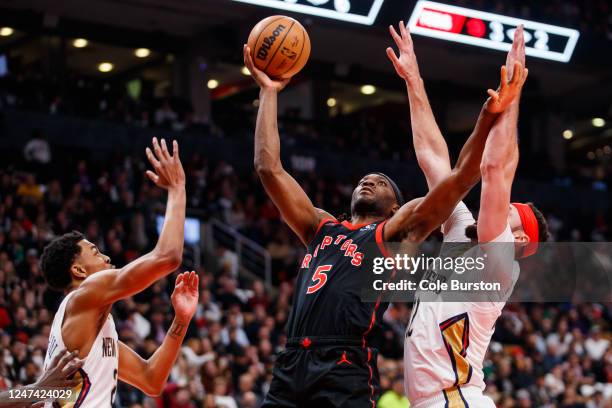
[511,202,539,258]
[371,172,404,207]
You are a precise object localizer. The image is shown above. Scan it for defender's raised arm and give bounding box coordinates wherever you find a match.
[384,57,528,243]
[69,137,186,308]
[387,21,451,188]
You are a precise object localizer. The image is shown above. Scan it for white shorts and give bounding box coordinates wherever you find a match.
[410,386,496,408]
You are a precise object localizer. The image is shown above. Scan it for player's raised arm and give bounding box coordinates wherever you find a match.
[243,45,332,245]
[387,21,451,188]
[71,137,186,307]
[478,26,527,243]
[118,271,198,396]
[384,60,528,242]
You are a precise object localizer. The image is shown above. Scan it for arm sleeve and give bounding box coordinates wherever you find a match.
[442,202,476,243]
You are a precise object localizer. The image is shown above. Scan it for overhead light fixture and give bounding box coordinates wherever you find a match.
[360,85,376,95]
[241,66,251,76]
[592,117,606,128]
[327,98,337,108]
[562,129,573,140]
[0,27,14,37]
[73,38,88,48]
[207,79,219,89]
[134,48,150,58]
[98,62,114,73]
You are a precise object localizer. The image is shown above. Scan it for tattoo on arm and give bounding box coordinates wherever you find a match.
[169,321,186,339]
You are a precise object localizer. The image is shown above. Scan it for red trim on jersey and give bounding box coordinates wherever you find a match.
[341,220,373,230]
[316,218,338,235]
[375,221,392,258]
[366,347,376,408]
[306,218,338,247]
[74,368,91,408]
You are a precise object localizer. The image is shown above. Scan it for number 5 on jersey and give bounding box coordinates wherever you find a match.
[306,265,332,294]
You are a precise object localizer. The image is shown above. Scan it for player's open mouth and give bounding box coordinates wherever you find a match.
[361,187,374,194]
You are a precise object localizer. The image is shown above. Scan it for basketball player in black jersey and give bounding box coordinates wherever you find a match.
[243,26,527,407]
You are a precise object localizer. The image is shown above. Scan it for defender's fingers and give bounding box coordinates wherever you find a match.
[510,62,522,84]
[145,170,159,184]
[399,20,409,40]
[160,139,172,161]
[172,140,179,161]
[146,147,161,168]
[386,47,401,71]
[189,271,197,288]
[499,65,508,88]
[49,349,69,368]
[487,89,499,100]
[192,274,200,290]
[389,25,402,48]
[62,359,84,376]
[152,137,163,160]
[57,350,77,370]
[521,68,529,86]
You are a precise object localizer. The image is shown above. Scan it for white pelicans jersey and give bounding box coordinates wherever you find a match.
[44,291,119,407]
[404,202,520,407]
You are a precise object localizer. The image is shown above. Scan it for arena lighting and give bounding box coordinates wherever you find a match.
[591,118,606,127]
[360,85,376,95]
[407,1,580,62]
[72,38,88,48]
[134,48,150,58]
[230,0,385,25]
[0,27,14,37]
[98,62,114,72]
[562,130,573,140]
[207,79,219,89]
[241,66,251,76]
[327,97,337,107]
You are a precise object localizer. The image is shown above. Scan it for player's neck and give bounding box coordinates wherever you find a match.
[350,214,384,226]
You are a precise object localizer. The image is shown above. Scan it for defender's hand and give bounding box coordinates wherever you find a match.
[36,349,83,389]
[484,62,528,113]
[145,137,185,190]
[386,21,421,84]
[171,271,199,321]
[243,44,290,92]
[506,25,526,79]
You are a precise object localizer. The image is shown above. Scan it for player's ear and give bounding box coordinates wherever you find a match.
[390,203,400,216]
[513,230,529,244]
[71,263,87,280]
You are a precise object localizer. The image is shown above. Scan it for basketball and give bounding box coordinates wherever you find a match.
[247,15,311,79]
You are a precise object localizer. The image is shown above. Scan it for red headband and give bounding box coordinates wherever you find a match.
[511,203,539,258]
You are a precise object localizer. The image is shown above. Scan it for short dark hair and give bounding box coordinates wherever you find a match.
[526,202,550,242]
[40,231,85,291]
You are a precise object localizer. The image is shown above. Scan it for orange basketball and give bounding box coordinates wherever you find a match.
[247,15,311,80]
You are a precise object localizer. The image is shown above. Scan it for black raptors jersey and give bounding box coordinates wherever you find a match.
[285,218,391,342]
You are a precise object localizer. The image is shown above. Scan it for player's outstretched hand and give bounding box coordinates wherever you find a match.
[145,137,185,191]
[36,349,83,389]
[506,25,526,79]
[484,62,528,114]
[243,44,290,92]
[171,271,199,321]
[386,21,421,84]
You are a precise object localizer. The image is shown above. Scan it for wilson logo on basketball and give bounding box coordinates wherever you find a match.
[256,24,287,60]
